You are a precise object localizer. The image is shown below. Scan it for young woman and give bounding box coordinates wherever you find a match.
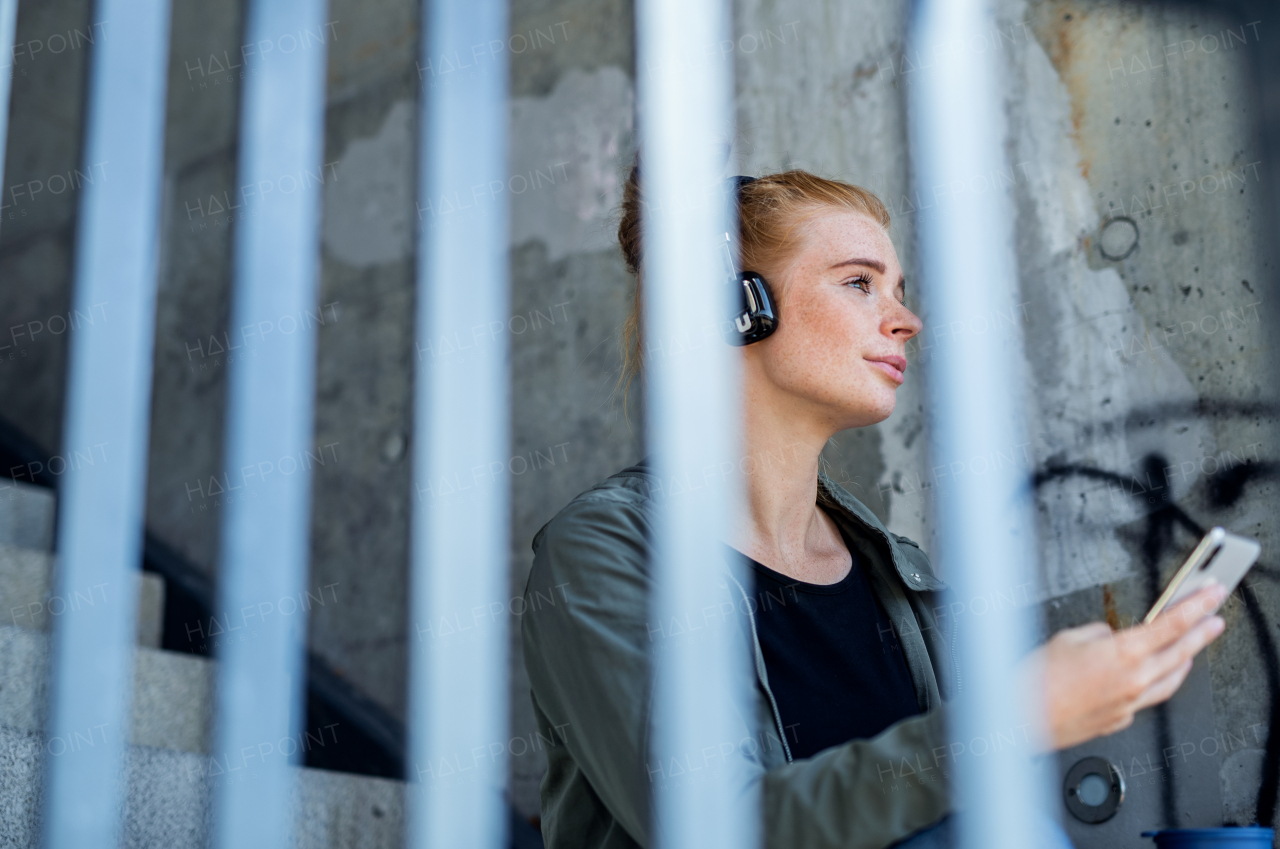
[520,169,1227,849]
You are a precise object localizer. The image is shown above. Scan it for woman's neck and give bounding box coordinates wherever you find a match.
[728,394,851,583]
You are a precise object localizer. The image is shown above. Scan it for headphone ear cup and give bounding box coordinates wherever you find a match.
[755,275,778,317]
[728,271,778,345]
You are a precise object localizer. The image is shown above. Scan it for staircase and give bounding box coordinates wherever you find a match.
[0,480,405,848]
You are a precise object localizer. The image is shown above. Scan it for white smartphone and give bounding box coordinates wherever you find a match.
[1144,527,1261,624]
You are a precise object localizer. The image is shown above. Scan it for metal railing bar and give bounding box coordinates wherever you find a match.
[406,0,511,847]
[634,0,758,847]
[906,0,1057,846]
[0,0,17,237]
[40,1,173,846]
[209,0,330,846]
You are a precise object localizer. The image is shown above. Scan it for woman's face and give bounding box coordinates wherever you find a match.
[742,209,923,432]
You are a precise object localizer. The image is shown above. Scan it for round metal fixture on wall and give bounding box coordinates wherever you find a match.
[1064,756,1125,823]
[1099,216,1140,261]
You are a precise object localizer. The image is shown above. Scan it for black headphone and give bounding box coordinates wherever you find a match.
[723,176,779,346]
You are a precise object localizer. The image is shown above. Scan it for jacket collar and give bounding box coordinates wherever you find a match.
[609,455,946,592]
[815,470,946,591]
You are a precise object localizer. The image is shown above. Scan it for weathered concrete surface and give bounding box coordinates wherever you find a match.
[0,724,404,849]
[0,623,212,754]
[5,0,1277,840]
[310,61,418,727]
[309,0,643,815]
[0,0,93,451]
[1006,3,1278,841]
[0,545,164,648]
[502,0,640,817]
[1,0,640,824]
[0,482,54,551]
[735,0,1278,842]
[143,0,245,578]
[1007,1,1270,601]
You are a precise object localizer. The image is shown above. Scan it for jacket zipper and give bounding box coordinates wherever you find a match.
[725,569,794,764]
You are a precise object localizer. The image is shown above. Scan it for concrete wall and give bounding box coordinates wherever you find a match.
[0,0,92,445]
[732,0,1278,843]
[0,0,641,822]
[3,0,1278,841]
[1009,4,1279,843]
[501,0,641,815]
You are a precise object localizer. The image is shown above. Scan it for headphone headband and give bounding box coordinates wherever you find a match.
[720,175,777,346]
[727,175,756,201]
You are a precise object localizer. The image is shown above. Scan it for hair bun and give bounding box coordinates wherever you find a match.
[617,160,644,276]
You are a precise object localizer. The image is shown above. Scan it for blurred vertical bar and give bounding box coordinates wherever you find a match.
[635,1,757,849]
[0,0,17,225]
[210,1,328,847]
[906,0,1057,847]
[40,1,172,846]
[406,0,510,847]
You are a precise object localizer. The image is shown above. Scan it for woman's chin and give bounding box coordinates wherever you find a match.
[834,398,896,430]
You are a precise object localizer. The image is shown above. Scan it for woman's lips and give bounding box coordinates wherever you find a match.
[865,355,906,384]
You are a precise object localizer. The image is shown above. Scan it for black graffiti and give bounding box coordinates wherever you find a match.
[1035,414,1280,828]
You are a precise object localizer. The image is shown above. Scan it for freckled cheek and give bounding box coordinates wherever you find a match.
[782,317,866,385]
[791,296,854,338]
[802,305,873,360]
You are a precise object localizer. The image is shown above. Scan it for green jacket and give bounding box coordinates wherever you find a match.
[521,459,960,849]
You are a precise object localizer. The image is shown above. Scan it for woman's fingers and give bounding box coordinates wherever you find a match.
[1139,615,1225,690]
[1131,658,1195,714]
[1119,584,1227,657]
[1062,621,1113,643]
[1040,583,1229,751]
[1162,583,1229,627]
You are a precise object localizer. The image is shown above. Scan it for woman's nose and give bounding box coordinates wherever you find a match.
[886,302,923,340]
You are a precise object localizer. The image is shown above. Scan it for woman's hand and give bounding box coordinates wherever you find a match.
[1023,583,1227,751]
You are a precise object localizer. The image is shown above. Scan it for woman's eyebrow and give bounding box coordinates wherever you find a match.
[829,257,886,273]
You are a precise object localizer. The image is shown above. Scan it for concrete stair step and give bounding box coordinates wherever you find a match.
[0,724,404,848]
[0,482,55,552]
[0,624,212,755]
[0,544,165,648]
[0,487,417,848]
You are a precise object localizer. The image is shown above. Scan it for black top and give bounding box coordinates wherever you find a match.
[727,517,922,760]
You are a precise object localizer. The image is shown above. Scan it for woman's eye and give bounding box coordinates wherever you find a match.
[846,275,872,293]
